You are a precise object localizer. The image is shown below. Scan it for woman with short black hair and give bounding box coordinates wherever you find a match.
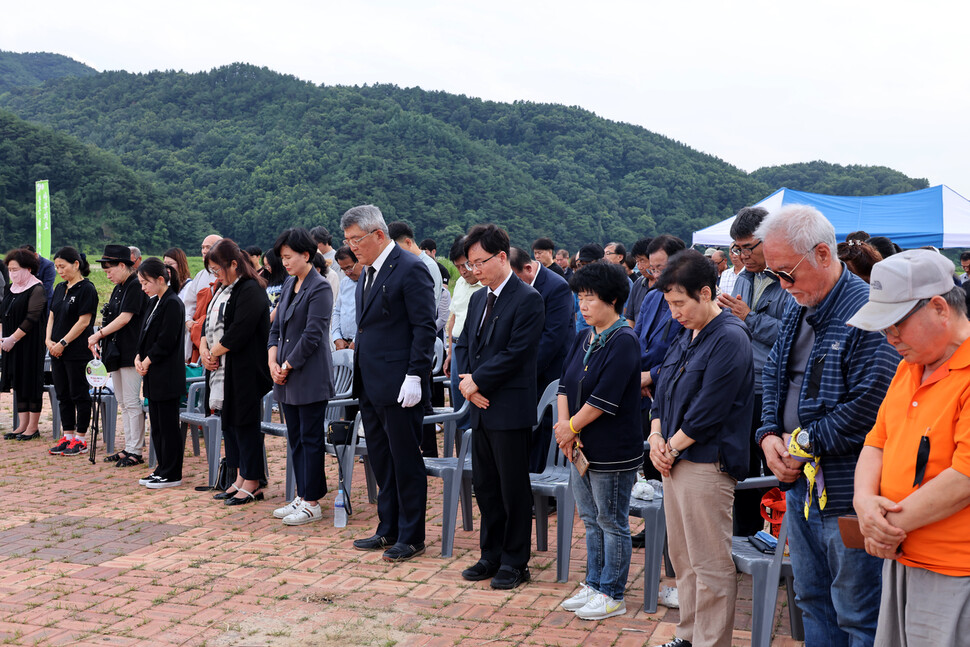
[1,248,47,440]
[135,259,186,489]
[554,261,642,620]
[46,247,98,456]
[268,228,335,524]
[649,249,754,647]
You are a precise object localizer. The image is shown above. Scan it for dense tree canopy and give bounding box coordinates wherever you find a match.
[0,57,930,254]
[0,50,97,94]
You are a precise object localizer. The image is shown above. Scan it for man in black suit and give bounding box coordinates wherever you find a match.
[457,225,545,589]
[340,205,437,562]
[509,247,574,472]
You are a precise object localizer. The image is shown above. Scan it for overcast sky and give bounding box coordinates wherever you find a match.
[4,0,968,198]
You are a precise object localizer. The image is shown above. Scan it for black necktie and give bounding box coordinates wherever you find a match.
[478,292,496,337]
[362,266,376,304]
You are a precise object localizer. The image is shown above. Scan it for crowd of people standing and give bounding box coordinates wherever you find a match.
[3,201,969,647]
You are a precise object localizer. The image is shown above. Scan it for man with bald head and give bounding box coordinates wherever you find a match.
[182,234,222,355]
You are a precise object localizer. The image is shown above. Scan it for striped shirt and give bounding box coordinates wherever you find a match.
[756,265,898,516]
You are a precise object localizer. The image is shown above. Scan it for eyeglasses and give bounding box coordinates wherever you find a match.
[734,240,763,258]
[464,253,498,272]
[763,244,819,284]
[343,230,377,248]
[879,298,930,338]
[340,262,358,275]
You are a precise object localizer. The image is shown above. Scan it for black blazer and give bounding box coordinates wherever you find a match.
[268,270,335,405]
[532,264,574,390]
[353,244,437,406]
[210,277,273,426]
[456,272,545,430]
[137,288,186,401]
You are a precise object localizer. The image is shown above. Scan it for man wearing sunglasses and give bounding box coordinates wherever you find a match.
[755,204,898,646]
[849,250,970,647]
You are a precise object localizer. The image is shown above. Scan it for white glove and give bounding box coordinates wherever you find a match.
[397,374,422,408]
[0,337,16,353]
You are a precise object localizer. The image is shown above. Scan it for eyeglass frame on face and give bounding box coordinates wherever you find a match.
[464,253,498,272]
[343,230,378,248]
[733,240,763,258]
[879,298,930,338]
[340,261,359,275]
[763,243,819,284]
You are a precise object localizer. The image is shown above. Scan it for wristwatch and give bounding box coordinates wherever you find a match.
[667,442,681,459]
[793,428,813,453]
[58,339,68,347]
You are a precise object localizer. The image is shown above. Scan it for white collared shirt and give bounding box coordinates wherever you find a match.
[365,240,397,280]
[479,269,514,329]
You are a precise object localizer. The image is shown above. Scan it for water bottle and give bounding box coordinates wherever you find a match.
[334,489,347,528]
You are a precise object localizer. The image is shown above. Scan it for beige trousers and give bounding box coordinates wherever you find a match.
[663,460,737,647]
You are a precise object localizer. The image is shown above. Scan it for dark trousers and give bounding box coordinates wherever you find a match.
[420,372,438,458]
[148,398,183,481]
[50,358,92,434]
[360,389,427,545]
[280,400,329,501]
[734,392,769,536]
[640,406,662,481]
[224,421,265,481]
[472,422,533,569]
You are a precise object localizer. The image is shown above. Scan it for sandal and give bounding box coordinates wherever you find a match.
[104,451,128,463]
[115,454,144,467]
[224,487,264,506]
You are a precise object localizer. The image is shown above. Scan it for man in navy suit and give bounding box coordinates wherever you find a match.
[509,247,574,472]
[457,225,545,589]
[340,205,437,562]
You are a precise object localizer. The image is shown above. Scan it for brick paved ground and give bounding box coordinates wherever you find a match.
[0,394,802,646]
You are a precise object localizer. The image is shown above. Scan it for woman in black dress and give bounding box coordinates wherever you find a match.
[200,239,272,506]
[46,247,98,456]
[1,249,47,440]
[135,259,186,489]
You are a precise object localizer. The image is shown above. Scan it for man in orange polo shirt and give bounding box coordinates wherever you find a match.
[849,249,970,647]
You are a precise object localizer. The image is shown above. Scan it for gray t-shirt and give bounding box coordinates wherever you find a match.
[783,308,816,435]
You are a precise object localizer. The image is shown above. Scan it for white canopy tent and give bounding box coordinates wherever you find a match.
[692,185,970,249]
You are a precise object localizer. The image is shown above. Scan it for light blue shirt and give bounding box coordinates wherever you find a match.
[331,273,359,343]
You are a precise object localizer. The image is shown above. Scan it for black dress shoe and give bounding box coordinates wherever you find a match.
[213,487,239,500]
[382,542,425,562]
[224,489,264,506]
[4,431,21,440]
[352,534,396,551]
[658,639,692,647]
[461,559,499,582]
[16,431,40,441]
[631,529,646,548]
[490,565,530,590]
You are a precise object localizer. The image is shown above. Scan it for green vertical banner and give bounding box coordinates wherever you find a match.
[35,180,51,259]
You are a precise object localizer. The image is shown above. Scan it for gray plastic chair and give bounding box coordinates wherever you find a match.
[529,379,575,583]
[731,476,804,647]
[628,493,666,613]
[178,381,223,487]
[424,425,472,556]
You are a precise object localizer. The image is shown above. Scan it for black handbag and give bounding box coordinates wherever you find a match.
[216,457,237,491]
[327,420,355,446]
[101,336,122,372]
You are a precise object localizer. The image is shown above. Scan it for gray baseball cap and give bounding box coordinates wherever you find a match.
[847,249,957,331]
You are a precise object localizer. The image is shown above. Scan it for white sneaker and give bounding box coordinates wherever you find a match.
[282,503,322,526]
[658,585,679,609]
[561,582,598,611]
[273,497,304,519]
[575,592,626,620]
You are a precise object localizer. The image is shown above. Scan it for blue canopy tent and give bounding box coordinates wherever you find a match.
[692,185,970,249]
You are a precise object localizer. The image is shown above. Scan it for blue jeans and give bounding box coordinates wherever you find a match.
[786,482,882,647]
[571,466,637,600]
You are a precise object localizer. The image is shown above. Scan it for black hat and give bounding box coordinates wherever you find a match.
[97,244,134,266]
[578,243,605,263]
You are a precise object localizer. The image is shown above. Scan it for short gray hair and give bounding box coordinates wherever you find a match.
[755,204,837,267]
[943,286,968,319]
[129,246,141,258]
[340,205,388,236]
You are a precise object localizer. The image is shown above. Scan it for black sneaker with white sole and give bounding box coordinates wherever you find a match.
[145,478,182,490]
[138,473,159,486]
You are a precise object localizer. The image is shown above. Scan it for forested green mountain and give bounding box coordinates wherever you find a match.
[0,109,204,252]
[751,161,927,196]
[0,62,930,252]
[0,50,97,94]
